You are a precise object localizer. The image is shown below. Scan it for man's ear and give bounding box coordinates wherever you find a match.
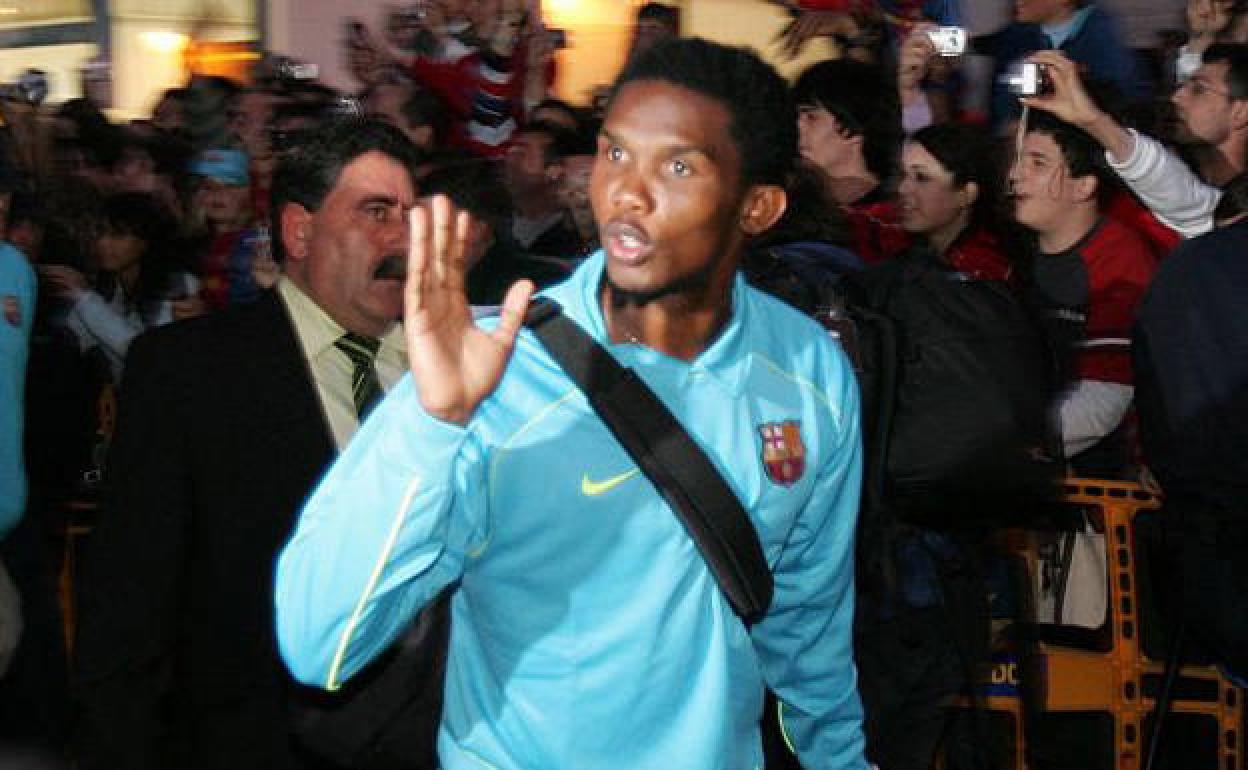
[1072,173,1098,205]
[280,202,313,261]
[740,184,788,236]
[1230,99,1248,132]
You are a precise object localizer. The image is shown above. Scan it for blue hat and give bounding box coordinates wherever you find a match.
[190,147,250,186]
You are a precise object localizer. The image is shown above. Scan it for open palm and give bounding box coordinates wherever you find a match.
[404,196,534,426]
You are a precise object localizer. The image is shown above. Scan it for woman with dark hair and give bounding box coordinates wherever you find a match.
[38,191,202,382]
[895,122,1015,280]
[849,122,1033,770]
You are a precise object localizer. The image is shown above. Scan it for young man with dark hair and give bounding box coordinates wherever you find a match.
[75,119,425,770]
[276,38,867,770]
[792,58,908,264]
[1009,109,1156,474]
[502,119,588,261]
[1024,44,1248,237]
[418,159,568,305]
[792,58,901,209]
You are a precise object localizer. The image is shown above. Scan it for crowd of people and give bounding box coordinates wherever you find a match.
[1,0,1246,768]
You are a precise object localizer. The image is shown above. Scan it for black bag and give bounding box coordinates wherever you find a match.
[291,588,450,770]
[847,253,1059,529]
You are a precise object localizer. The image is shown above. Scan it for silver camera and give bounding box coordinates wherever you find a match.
[1003,61,1051,96]
[926,26,966,57]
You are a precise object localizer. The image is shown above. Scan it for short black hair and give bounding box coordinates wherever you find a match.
[270,117,422,262]
[637,2,680,30]
[609,37,796,188]
[792,59,901,181]
[532,98,581,128]
[518,120,581,166]
[1204,43,1248,100]
[400,88,449,143]
[419,159,512,233]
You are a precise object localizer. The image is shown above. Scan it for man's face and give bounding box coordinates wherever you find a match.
[1171,60,1238,146]
[1015,0,1070,24]
[1009,131,1087,234]
[797,104,860,178]
[558,153,596,231]
[231,91,276,163]
[590,79,751,300]
[504,131,554,194]
[284,151,416,337]
[195,178,251,230]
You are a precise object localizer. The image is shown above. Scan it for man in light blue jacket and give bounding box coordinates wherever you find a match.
[276,38,867,770]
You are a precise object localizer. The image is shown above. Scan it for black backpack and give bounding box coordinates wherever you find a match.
[748,247,1059,531]
[847,252,1059,530]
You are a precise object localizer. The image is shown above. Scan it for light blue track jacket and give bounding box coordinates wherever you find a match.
[275,252,867,770]
[0,242,35,540]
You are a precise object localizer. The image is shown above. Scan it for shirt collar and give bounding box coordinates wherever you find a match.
[543,250,750,395]
[1042,5,1093,48]
[276,276,405,362]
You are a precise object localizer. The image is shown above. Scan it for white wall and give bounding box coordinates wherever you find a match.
[0,43,96,105]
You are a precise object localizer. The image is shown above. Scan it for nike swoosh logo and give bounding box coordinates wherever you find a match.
[581,469,641,497]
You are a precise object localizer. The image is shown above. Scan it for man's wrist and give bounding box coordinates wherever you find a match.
[1083,111,1133,162]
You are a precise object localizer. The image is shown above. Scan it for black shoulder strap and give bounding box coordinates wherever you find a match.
[524,298,773,625]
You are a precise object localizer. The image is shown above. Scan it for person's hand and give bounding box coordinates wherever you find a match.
[38,264,88,300]
[404,196,534,426]
[776,10,858,58]
[1019,50,1103,130]
[898,23,937,94]
[252,250,281,290]
[1188,0,1234,41]
[170,294,206,321]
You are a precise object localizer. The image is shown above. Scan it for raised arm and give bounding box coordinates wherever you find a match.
[1023,51,1219,237]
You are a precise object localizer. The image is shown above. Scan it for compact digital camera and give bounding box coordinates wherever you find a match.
[1004,61,1051,96]
[926,26,966,57]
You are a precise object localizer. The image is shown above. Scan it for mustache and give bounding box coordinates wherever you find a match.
[373,254,407,280]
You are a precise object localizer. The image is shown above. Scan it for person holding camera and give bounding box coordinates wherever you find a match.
[1008,106,1157,475]
[978,0,1144,132]
[1020,46,1248,239]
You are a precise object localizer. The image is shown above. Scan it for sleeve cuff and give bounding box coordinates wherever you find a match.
[1105,128,1142,173]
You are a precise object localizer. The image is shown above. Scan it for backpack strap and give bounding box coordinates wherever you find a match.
[524,298,774,626]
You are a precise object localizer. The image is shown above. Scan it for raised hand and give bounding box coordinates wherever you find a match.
[1019,51,1102,129]
[898,23,937,94]
[38,264,88,299]
[1019,50,1134,162]
[404,195,534,426]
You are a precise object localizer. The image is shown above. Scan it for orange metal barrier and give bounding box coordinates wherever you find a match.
[939,478,1243,770]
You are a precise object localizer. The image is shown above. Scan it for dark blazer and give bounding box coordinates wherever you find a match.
[75,292,337,770]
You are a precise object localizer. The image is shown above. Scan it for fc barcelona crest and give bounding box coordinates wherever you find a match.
[759,420,805,486]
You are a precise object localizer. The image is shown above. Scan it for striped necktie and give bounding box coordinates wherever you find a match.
[334,332,384,419]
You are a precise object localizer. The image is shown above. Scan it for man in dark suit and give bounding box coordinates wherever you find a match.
[75,119,423,770]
